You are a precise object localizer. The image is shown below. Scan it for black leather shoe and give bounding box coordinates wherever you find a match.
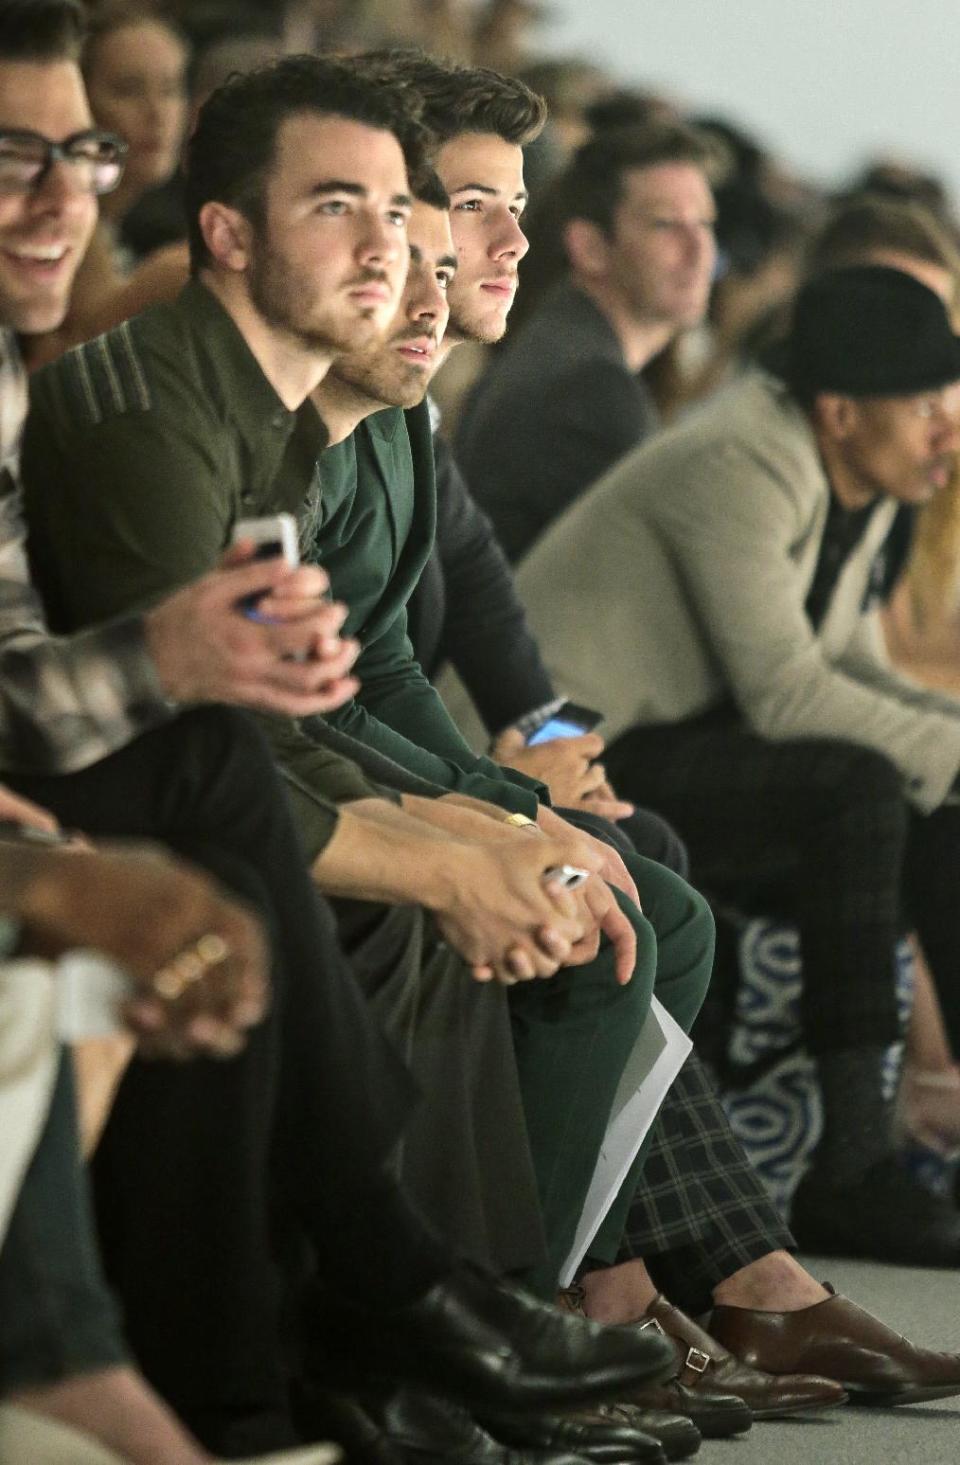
[346,1387,605,1464]
[312,1265,677,1413]
[481,1405,667,1462]
[620,1381,750,1440]
[791,1157,960,1266]
[296,1390,403,1465]
[588,1406,701,1461]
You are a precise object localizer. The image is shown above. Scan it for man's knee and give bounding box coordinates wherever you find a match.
[834,743,904,807]
[620,808,690,878]
[164,705,268,767]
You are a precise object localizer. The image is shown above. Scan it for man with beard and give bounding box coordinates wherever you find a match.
[310,48,960,1441]
[18,45,703,1465]
[13,39,684,1462]
[17,39,713,1377]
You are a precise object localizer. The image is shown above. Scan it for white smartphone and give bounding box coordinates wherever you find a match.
[231,514,299,619]
[232,513,299,567]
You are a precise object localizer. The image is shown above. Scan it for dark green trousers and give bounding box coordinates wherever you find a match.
[511,854,715,1294]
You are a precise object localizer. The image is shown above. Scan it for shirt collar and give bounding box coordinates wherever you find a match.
[178,278,300,450]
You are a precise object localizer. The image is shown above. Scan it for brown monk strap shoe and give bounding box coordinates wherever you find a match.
[558,1289,749,1439]
[708,1283,960,1406]
[640,1294,847,1420]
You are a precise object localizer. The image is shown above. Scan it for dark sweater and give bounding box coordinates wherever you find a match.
[456,279,659,562]
[408,432,554,734]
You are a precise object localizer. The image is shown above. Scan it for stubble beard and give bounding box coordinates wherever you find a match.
[248,245,382,358]
[336,352,428,408]
[447,296,508,346]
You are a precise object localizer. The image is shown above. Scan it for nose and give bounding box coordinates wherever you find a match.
[682,221,713,269]
[29,157,90,217]
[932,412,960,452]
[490,207,529,263]
[357,210,405,269]
[407,265,446,328]
[145,93,166,125]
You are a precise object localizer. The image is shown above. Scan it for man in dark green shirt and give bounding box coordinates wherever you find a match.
[303,51,960,1428]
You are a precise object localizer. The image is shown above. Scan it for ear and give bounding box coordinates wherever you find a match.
[198,201,253,274]
[563,217,613,279]
[814,392,860,442]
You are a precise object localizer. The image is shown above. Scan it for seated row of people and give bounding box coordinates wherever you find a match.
[2,2,960,1460]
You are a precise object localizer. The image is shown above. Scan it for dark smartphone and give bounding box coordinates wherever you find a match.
[525,700,603,746]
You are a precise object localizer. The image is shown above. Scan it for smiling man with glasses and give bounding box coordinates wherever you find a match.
[0,38,109,334]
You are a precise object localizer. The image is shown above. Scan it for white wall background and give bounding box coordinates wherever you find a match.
[543,1,959,198]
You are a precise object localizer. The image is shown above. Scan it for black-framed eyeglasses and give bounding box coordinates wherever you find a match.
[0,129,128,196]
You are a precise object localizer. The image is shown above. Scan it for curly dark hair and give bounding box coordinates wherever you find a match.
[354,47,546,150]
[0,0,85,62]
[185,52,429,271]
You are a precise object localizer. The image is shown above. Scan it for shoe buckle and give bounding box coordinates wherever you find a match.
[684,1346,710,1375]
[639,1318,666,1337]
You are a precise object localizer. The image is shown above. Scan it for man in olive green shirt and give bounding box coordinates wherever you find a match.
[20,51,674,1295]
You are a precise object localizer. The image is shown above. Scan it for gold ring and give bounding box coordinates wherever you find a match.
[151,932,231,1001]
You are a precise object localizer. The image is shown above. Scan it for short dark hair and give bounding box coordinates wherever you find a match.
[0,0,85,63]
[354,47,547,150]
[808,194,960,280]
[185,52,428,271]
[551,121,714,240]
[411,165,450,212]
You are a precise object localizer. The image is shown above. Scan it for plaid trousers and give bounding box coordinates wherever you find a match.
[595,846,795,1315]
[606,715,930,1053]
[619,1051,794,1315]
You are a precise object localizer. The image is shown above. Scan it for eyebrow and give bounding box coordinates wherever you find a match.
[307,178,412,207]
[448,181,529,204]
[409,246,459,273]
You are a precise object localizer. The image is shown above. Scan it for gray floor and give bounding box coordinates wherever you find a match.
[714,1256,960,1465]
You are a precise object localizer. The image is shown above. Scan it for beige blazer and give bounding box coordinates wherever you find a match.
[440,371,960,812]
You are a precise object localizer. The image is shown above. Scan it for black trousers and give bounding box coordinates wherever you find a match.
[5,708,433,1449]
[334,898,546,1277]
[607,717,960,1054]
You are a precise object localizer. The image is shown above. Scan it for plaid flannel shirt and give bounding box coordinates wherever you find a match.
[0,331,172,776]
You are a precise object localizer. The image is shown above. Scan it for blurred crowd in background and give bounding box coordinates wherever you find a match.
[56,0,960,672]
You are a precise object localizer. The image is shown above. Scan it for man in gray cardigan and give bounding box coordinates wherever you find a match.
[514,265,960,1264]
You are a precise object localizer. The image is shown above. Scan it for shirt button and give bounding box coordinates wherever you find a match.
[272,411,288,429]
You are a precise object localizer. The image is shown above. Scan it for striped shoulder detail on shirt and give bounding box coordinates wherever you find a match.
[60,320,153,425]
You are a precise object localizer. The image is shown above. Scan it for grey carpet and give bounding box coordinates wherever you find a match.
[706,1256,960,1465]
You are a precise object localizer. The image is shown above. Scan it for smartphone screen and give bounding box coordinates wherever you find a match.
[526,701,603,746]
[527,715,594,745]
